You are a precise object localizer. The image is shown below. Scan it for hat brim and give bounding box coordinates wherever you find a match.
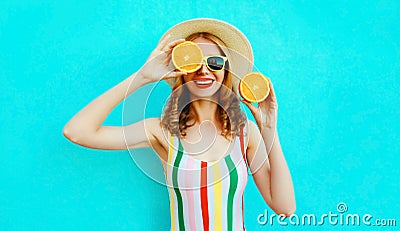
[159,18,254,92]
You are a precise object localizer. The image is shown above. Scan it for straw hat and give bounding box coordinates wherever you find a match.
[159,18,254,93]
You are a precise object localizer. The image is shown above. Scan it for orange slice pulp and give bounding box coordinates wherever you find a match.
[171,41,203,73]
[239,72,270,102]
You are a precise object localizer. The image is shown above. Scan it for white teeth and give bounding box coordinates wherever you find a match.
[194,80,213,85]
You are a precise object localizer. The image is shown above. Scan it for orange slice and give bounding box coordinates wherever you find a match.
[239,72,270,102]
[172,41,203,73]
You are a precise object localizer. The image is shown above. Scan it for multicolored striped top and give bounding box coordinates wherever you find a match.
[165,128,249,231]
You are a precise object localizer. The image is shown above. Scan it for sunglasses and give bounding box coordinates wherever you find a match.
[198,55,228,72]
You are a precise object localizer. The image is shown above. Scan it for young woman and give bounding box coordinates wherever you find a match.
[63,18,295,231]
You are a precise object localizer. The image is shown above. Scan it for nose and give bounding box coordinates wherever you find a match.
[196,62,210,75]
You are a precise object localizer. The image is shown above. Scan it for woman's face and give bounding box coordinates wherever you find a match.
[182,37,226,98]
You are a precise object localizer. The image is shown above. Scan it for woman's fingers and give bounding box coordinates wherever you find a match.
[241,100,267,129]
[159,37,186,53]
[165,52,173,64]
[157,34,171,51]
[241,100,258,115]
[163,53,171,65]
[165,38,186,52]
[266,79,278,109]
[158,38,185,65]
[162,71,187,80]
[268,79,277,101]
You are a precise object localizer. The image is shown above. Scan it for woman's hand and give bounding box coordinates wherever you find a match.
[241,79,278,132]
[137,34,187,84]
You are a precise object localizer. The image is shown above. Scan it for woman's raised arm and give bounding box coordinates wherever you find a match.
[63,73,152,150]
[63,35,187,152]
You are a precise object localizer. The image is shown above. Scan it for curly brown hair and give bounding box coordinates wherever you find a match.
[161,33,247,140]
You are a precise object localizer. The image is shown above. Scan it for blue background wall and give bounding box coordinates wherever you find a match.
[1,0,399,230]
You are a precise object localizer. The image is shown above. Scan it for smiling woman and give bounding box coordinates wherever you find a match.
[63,18,296,231]
[162,33,246,140]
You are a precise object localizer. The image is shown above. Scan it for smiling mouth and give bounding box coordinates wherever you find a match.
[192,78,215,89]
[193,79,214,85]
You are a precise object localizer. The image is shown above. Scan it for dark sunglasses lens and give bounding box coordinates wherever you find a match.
[207,56,225,70]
